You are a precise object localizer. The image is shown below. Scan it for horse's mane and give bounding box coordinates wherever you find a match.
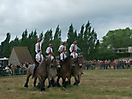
[74,58,78,63]
[39,57,51,67]
[63,56,72,64]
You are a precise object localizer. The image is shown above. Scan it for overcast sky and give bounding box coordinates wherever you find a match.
[0,0,132,43]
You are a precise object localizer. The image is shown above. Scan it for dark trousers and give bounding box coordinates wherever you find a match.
[32,61,39,78]
[58,52,61,60]
[60,60,63,67]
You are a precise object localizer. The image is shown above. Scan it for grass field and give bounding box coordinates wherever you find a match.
[0,69,132,99]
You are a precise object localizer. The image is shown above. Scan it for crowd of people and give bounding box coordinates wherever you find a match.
[83,58,132,70]
[1,58,132,76]
[0,62,29,76]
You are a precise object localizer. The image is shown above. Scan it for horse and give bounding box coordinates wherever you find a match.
[24,57,51,91]
[47,58,59,88]
[33,57,52,91]
[57,56,75,88]
[72,55,84,86]
[24,64,35,87]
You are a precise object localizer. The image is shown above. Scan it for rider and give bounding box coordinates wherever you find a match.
[70,49,78,59]
[35,37,44,54]
[32,50,44,78]
[46,43,54,60]
[58,41,67,68]
[69,40,78,54]
[70,42,83,74]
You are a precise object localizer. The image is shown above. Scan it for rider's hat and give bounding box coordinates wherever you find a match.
[48,44,52,46]
[62,42,66,45]
[74,40,77,44]
[37,38,40,42]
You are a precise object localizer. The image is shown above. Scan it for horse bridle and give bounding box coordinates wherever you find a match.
[75,57,83,67]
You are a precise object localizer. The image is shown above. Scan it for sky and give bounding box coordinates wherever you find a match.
[0,0,132,43]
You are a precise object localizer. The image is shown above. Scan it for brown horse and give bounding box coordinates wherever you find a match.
[72,55,84,86]
[24,57,51,91]
[47,58,59,88]
[57,56,75,88]
[33,57,52,91]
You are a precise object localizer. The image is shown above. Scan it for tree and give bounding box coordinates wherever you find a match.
[101,27,132,51]
[77,24,84,51]
[43,29,53,55]
[10,36,20,51]
[1,33,11,57]
[20,29,28,46]
[77,21,98,59]
[28,30,38,59]
[52,25,61,56]
[67,24,77,55]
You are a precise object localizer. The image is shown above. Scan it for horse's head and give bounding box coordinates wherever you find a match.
[76,55,84,68]
[45,56,52,66]
[69,56,75,67]
[50,58,60,68]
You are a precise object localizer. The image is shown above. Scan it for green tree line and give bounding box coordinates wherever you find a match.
[99,27,132,59]
[0,21,99,61]
[0,21,132,61]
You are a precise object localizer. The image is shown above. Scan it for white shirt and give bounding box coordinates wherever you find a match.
[58,45,66,53]
[47,55,54,61]
[46,47,53,54]
[60,52,67,60]
[36,53,44,62]
[35,38,44,53]
[70,52,78,59]
[69,44,77,53]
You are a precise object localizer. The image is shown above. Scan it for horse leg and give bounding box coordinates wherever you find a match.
[24,74,31,87]
[77,75,81,85]
[51,78,56,87]
[73,75,78,86]
[67,76,71,85]
[48,76,51,88]
[76,76,80,85]
[40,78,46,91]
[33,77,37,87]
[57,76,61,87]
[62,78,66,88]
[37,81,41,88]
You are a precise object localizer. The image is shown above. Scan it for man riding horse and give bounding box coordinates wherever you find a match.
[32,50,44,78]
[69,40,84,85]
[58,42,67,68]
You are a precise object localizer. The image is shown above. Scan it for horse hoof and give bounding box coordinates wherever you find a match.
[41,88,45,91]
[57,83,61,87]
[47,86,50,88]
[24,84,28,87]
[73,83,78,86]
[52,84,55,87]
